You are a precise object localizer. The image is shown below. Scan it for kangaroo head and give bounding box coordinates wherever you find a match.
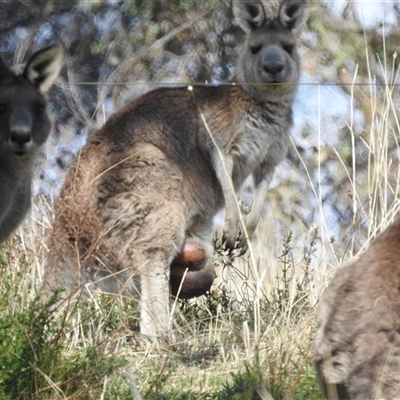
[0,45,64,156]
[233,0,309,101]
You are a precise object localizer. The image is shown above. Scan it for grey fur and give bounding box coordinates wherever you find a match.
[315,218,400,400]
[44,0,308,338]
[0,45,64,244]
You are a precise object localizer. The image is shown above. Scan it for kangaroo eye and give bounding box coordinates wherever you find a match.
[250,45,262,55]
[0,104,6,114]
[283,44,294,54]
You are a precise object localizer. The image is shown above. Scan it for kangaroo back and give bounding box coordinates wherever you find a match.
[0,45,64,243]
[45,0,308,338]
[314,219,400,399]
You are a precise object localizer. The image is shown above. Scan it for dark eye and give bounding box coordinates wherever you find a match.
[35,104,45,116]
[250,45,262,55]
[0,104,6,115]
[283,44,294,54]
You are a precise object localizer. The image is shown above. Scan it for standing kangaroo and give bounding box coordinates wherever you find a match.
[0,45,64,244]
[44,0,308,338]
[314,218,400,400]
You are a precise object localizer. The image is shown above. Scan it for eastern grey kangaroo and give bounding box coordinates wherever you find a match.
[44,0,308,338]
[0,45,64,244]
[314,218,400,400]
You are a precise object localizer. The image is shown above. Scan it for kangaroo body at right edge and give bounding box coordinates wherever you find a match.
[315,218,400,399]
[44,0,309,338]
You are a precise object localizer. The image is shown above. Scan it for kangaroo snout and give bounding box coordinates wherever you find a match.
[9,109,33,155]
[262,48,286,83]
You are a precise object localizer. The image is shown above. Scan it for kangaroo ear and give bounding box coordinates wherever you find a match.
[23,44,64,93]
[0,54,15,82]
[278,0,309,33]
[233,0,266,33]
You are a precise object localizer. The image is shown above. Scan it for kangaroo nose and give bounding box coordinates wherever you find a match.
[263,50,285,78]
[264,59,284,74]
[10,125,32,143]
[9,108,33,154]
